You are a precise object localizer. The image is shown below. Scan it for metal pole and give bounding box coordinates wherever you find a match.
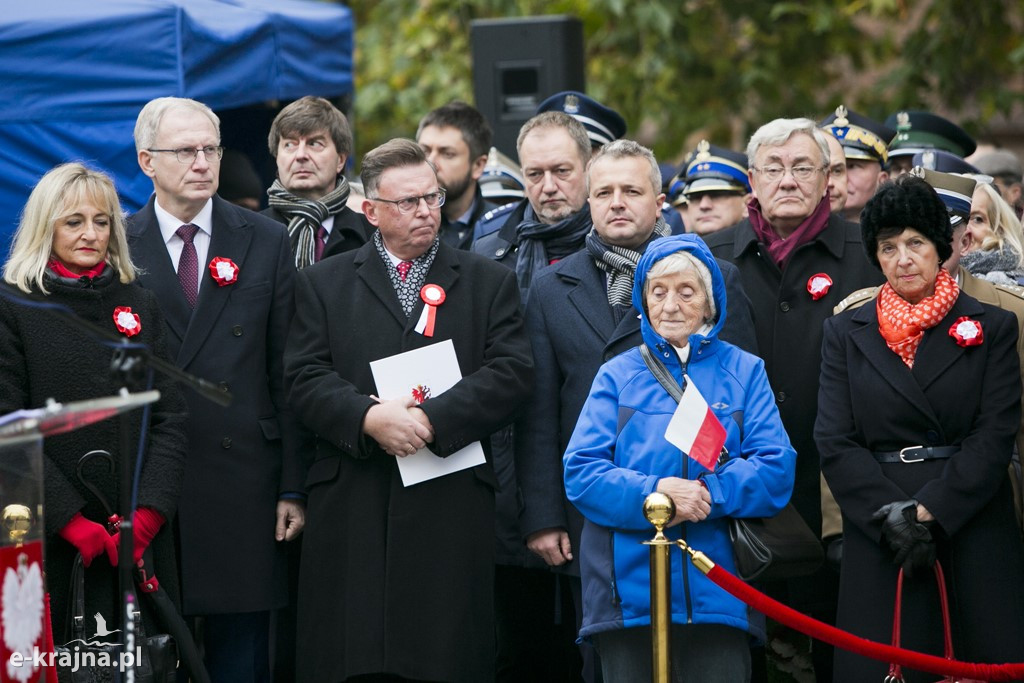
[643,492,676,683]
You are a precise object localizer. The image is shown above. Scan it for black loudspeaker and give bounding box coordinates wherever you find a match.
[471,15,585,162]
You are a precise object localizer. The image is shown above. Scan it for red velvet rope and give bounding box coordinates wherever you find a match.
[705,564,1024,681]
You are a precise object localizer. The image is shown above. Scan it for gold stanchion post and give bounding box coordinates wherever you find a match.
[643,492,675,683]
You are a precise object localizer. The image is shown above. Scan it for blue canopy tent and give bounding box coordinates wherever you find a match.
[0,0,353,242]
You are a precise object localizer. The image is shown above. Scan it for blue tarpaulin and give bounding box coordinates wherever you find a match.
[0,0,353,241]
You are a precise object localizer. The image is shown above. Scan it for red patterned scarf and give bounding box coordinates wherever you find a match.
[876,268,959,368]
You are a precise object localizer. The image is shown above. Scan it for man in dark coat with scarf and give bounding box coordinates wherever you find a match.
[471,110,597,679]
[284,138,533,682]
[263,96,371,267]
[703,117,884,680]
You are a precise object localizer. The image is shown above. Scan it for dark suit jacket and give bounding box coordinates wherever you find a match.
[262,204,371,261]
[515,249,758,576]
[127,195,301,614]
[284,240,533,682]
[704,214,884,538]
[816,292,1024,681]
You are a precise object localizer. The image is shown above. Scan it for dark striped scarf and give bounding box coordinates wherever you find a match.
[586,217,672,307]
[267,177,350,268]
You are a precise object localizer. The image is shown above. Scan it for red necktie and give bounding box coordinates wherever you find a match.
[396,260,412,281]
[314,225,328,263]
[176,224,199,308]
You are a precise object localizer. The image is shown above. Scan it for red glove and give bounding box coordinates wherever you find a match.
[59,512,118,568]
[112,507,165,564]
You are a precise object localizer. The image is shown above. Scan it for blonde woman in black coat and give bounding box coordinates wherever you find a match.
[0,163,187,646]
[815,175,1024,682]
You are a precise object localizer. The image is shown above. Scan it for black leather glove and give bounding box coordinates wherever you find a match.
[871,500,936,578]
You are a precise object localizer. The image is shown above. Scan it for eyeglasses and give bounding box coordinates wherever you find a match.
[751,165,824,183]
[369,190,446,214]
[147,146,225,164]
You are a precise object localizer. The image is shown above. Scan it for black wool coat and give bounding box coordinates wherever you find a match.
[816,292,1024,682]
[703,215,884,540]
[0,274,187,643]
[284,239,534,683]
[128,196,303,615]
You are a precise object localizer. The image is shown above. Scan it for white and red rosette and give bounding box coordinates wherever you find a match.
[208,257,239,286]
[807,273,833,300]
[949,316,983,347]
[113,306,141,337]
[414,284,446,337]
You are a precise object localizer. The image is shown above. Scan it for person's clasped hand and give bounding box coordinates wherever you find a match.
[59,512,118,567]
[111,506,165,564]
[871,499,936,578]
[656,477,711,526]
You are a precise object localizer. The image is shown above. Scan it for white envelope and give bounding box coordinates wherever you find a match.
[369,339,486,486]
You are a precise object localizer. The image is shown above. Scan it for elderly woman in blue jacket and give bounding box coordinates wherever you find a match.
[563,234,795,682]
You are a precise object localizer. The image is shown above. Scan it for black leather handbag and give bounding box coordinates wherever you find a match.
[55,553,177,683]
[726,502,824,582]
[639,344,824,582]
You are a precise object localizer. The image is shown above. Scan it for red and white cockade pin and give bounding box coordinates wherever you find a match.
[208,257,240,286]
[949,316,983,347]
[113,306,141,337]
[414,284,446,337]
[807,273,833,300]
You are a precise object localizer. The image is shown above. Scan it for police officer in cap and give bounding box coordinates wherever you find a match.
[677,139,750,235]
[819,105,895,223]
[884,110,976,176]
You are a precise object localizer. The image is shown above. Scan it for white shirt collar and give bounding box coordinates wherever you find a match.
[155,197,214,244]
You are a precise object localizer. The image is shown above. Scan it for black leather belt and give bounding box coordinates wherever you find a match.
[873,446,958,463]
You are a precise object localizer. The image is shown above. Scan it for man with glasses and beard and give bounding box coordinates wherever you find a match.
[704,117,883,682]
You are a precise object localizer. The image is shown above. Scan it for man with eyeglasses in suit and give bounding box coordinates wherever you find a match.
[127,96,304,683]
[284,138,533,683]
[703,117,883,683]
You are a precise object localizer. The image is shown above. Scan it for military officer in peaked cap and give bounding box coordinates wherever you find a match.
[678,139,750,235]
[820,105,895,223]
[885,110,976,176]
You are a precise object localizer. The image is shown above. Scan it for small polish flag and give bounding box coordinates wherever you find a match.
[664,374,726,471]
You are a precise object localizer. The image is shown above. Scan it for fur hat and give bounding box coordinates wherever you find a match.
[860,175,953,269]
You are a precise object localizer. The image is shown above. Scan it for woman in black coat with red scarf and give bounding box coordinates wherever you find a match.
[815,175,1024,682]
[0,163,187,647]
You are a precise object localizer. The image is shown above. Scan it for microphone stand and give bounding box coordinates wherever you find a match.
[0,285,229,681]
